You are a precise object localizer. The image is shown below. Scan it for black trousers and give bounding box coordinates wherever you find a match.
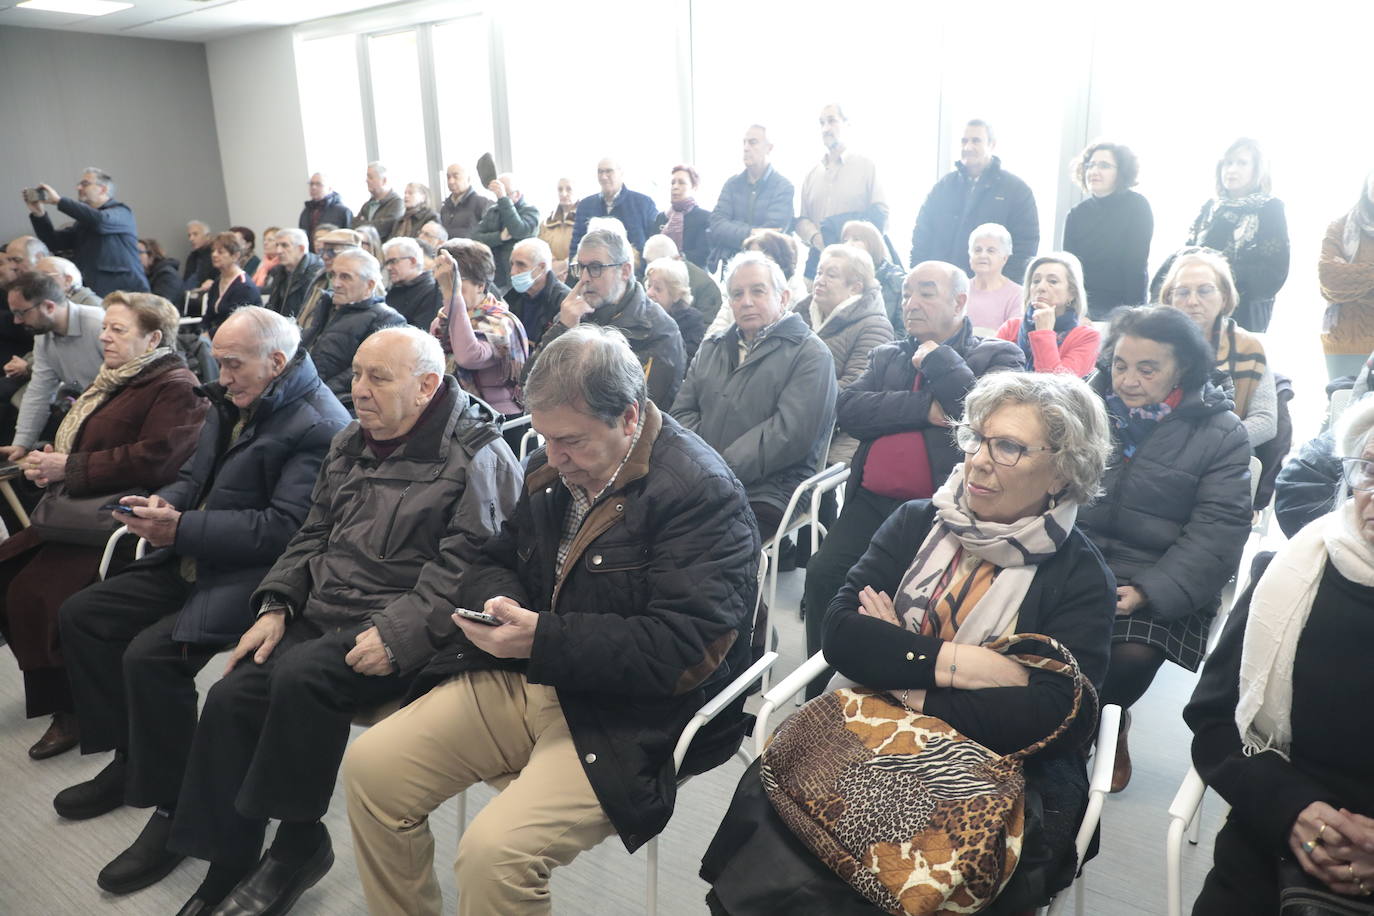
[169,620,406,867]
[59,562,221,808]
[1192,815,1278,914]
[800,488,902,699]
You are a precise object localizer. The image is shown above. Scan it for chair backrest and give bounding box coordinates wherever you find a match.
[1248,455,1261,505]
[1330,387,1353,430]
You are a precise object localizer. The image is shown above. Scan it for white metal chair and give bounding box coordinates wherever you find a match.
[98,525,149,580]
[750,650,1122,916]
[454,548,777,915]
[498,414,543,462]
[762,430,848,621]
[1165,765,1225,916]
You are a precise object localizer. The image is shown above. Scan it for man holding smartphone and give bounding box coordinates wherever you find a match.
[25,168,147,296]
[342,324,760,916]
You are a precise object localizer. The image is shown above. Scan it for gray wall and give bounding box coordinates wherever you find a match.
[0,26,229,271]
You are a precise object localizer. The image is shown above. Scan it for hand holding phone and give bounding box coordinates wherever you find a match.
[100,501,136,515]
[453,607,503,627]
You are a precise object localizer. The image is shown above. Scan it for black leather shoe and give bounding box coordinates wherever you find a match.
[210,828,334,916]
[29,712,79,759]
[53,753,126,820]
[97,811,183,894]
[176,896,213,916]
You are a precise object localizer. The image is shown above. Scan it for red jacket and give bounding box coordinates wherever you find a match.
[996,318,1101,378]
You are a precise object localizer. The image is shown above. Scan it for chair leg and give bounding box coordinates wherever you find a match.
[645,835,658,916]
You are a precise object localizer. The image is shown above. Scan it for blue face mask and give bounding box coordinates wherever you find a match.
[509,269,536,293]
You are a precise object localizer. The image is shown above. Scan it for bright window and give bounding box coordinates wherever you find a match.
[295,34,368,213]
[433,16,494,195]
[367,30,430,201]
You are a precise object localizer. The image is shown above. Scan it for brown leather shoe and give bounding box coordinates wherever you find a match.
[29,711,79,760]
[1109,710,1132,793]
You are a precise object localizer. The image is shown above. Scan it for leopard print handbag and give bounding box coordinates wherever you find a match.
[760,633,1094,916]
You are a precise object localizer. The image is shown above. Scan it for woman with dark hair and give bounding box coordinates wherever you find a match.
[1155,138,1289,332]
[204,231,261,336]
[1318,171,1374,380]
[1079,306,1253,792]
[137,239,183,305]
[432,238,529,420]
[655,164,711,268]
[1161,248,1278,446]
[1063,141,1152,319]
[0,292,206,758]
[230,225,259,277]
[996,251,1101,377]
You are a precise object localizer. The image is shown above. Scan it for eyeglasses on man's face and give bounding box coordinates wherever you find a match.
[570,260,625,280]
[954,423,1056,468]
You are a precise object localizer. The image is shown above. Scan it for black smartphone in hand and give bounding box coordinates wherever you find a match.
[99,502,135,515]
[454,607,503,627]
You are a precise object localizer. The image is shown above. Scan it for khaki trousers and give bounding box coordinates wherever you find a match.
[343,669,616,915]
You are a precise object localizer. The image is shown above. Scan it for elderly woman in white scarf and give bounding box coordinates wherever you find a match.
[1185,395,1374,913]
[702,372,1117,915]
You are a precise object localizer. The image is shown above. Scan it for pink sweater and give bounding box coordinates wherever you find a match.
[995,318,1101,378]
[446,302,522,416]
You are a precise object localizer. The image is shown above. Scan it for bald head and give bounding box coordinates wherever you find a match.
[351,327,445,440]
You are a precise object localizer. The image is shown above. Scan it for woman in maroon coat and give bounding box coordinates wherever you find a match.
[0,292,207,759]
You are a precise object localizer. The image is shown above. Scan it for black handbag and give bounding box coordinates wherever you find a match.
[30,483,147,546]
[1279,859,1374,915]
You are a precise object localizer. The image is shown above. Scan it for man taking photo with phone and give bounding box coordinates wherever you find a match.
[25,168,147,296]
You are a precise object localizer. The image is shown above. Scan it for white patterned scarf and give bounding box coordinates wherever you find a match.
[894,464,1079,648]
[1237,500,1374,759]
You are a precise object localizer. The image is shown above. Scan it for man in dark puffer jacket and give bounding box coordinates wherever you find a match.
[342,324,760,916]
[54,306,351,893]
[301,247,405,401]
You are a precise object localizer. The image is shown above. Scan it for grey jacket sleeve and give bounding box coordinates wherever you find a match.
[720,340,837,487]
[1243,364,1278,448]
[13,338,57,449]
[370,443,523,673]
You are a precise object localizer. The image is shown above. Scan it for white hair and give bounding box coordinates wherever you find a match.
[221,305,301,361]
[332,247,382,289]
[512,236,552,269]
[367,161,387,177]
[41,255,81,287]
[277,227,308,248]
[646,257,692,307]
[368,326,444,377]
[969,222,1013,256]
[1339,393,1374,457]
[724,250,787,300]
[383,237,423,262]
[187,220,210,233]
[642,234,679,262]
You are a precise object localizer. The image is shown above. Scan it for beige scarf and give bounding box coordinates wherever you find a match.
[1237,500,1374,759]
[54,348,171,454]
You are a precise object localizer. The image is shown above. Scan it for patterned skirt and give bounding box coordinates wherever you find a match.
[1112,603,1216,672]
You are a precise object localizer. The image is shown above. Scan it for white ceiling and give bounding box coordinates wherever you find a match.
[0,0,406,42]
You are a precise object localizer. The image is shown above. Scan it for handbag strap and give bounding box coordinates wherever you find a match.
[983,632,1097,761]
